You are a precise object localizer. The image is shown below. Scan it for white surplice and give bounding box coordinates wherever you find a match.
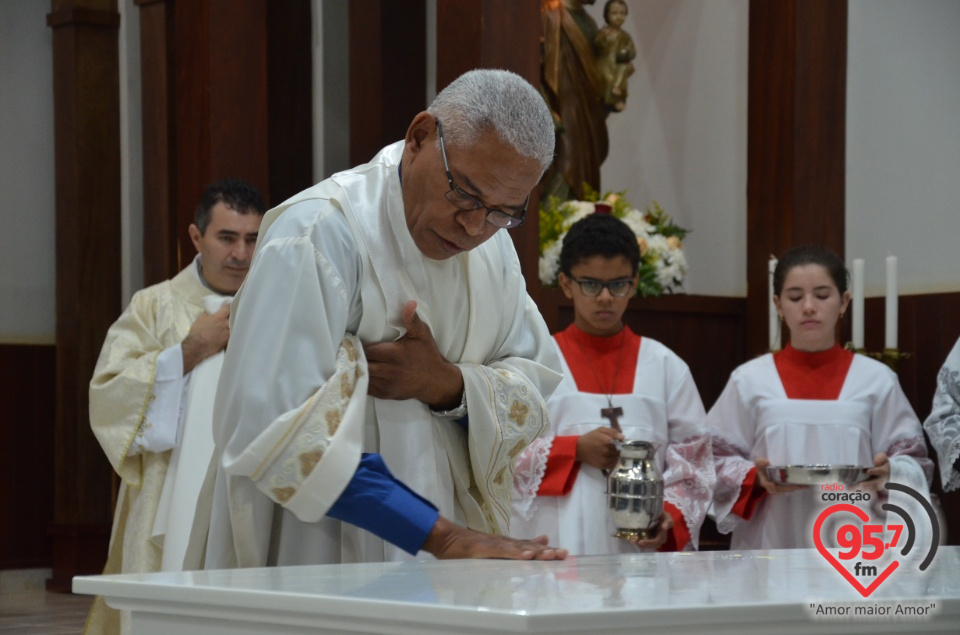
[709,353,934,550]
[511,336,714,554]
[204,141,562,569]
[924,336,960,492]
[87,260,229,634]
[152,295,230,572]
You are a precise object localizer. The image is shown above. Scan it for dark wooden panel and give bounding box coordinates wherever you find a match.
[207,0,269,191]
[46,0,121,588]
[173,0,271,267]
[0,345,56,569]
[435,0,482,91]
[436,0,541,90]
[746,0,847,358]
[435,0,542,299]
[348,0,427,167]
[172,0,209,268]
[136,0,178,286]
[267,0,313,205]
[140,0,309,276]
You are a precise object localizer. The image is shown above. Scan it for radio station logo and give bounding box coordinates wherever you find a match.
[813,482,939,598]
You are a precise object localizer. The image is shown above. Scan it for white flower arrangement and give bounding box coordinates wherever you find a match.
[538,190,689,297]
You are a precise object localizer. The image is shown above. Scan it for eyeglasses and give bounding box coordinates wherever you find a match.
[436,119,528,229]
[569,277,635,297]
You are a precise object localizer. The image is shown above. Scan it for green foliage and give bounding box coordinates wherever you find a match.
[645,201,689,240]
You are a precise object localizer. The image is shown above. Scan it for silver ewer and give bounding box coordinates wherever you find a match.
[607,439,664,541]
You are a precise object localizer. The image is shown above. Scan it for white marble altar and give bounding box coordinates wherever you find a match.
[74,548,960,634]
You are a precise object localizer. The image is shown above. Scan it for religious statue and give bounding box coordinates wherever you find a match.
[540,0,610,202]
[595,0,636,112]
[540,0,635,202]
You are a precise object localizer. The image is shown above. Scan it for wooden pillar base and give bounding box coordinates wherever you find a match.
[45,524,111,593]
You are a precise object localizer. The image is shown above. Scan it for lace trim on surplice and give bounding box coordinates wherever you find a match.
[511,436,554,521]
[710,434,755,535]
[663,433,715,550]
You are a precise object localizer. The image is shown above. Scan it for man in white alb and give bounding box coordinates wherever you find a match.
[204,69,568,568]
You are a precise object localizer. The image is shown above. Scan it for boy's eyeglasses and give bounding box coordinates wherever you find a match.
[569,277,634,297]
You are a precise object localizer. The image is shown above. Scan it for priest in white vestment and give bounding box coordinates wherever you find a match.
[85,179,265,634]
[204,69,567,569]
[924,335,960,492]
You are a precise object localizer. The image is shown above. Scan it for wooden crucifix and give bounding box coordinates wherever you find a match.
[601,405,623,433]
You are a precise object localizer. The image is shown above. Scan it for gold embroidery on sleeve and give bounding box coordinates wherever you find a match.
[273,487,295,503]
[299,448,324,477]
[508,438,528,459]
[508,400,529,426]
[325,409,342,435]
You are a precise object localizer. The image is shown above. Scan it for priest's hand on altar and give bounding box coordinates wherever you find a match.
[577,427,625,470]
[753,458,808,495]
[630,512,673,550]
[422,516,568,561]
[181,304,231,374]
[858,453,891,492]
[364,300,464,410]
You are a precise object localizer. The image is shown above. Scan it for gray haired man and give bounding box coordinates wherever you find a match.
[204,69,568,567]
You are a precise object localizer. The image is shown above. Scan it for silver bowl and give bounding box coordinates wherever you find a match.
[765,464,872,485]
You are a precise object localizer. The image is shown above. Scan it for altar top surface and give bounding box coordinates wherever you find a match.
[74,548,960,633]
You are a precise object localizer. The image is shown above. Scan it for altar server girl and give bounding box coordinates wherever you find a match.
[708,245,932,549]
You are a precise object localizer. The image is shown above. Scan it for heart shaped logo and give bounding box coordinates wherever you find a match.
[813,503,899,597]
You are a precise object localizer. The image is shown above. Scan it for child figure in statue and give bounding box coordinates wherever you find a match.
[596,0,636,112]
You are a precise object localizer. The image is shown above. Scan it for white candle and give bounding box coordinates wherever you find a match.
[885,256,898,349]
[852,259,865,349]
[769,257,780,351]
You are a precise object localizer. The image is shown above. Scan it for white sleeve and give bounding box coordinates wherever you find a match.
[923,337,960,492]
[662,356,714,550]
[511,338,566,522]
[213,201,364,521]
[706,370,757,533]
[867,363,934,485]
[511,436,554,521]
[126,344,187,456]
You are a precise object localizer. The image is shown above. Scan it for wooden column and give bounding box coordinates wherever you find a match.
[746,0,848,356]
[172,0,270,267]
[137,0,311,282]
[267,0,314,203]
[46,0,121,591]
[435,0,543,301]
[0,345,56,569]
[348,0,427,167]
[136,0,177,286]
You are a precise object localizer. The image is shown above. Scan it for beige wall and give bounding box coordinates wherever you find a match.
[0,0,56,343]
[846,0,960,296]
[585,0,749,297]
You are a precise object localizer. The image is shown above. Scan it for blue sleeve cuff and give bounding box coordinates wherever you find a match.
[326,453,439,555]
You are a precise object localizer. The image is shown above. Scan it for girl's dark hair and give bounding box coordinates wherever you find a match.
[559,213,640,276]
[773,245,848,296]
